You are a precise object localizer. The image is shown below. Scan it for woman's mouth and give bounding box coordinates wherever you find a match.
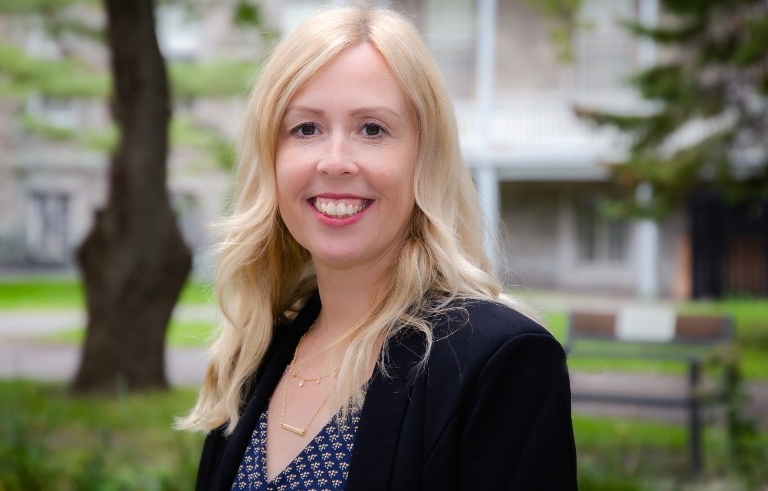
[312,198,371,218]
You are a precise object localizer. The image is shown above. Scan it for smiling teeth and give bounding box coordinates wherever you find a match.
[314,199,367,218]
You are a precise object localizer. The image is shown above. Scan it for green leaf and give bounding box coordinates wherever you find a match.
[170,117,235,170]
[0,42,108,97]
[19,112,77,141]
[0,0,97,15]
[169,59,258,98]
[733,17,768,66]
[233,0,262,27]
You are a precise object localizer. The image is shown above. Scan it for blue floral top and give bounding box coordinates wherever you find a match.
[231,408,360,491]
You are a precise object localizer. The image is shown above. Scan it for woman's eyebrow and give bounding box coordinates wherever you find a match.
[350,106,402,120]
[283,106,325,117]
[284,105,402,119]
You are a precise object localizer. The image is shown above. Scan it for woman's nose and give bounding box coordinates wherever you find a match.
[316,133,358,178]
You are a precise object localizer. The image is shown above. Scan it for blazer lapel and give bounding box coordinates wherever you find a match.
[213,295,321,491]
[347,330,425,491]
[207,293,423,491]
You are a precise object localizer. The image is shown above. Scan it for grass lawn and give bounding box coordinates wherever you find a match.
[0,380,764,491]
[0,277,214,310]
[575,413,768,490]
[0,279,86,310]
[0,278,217,348]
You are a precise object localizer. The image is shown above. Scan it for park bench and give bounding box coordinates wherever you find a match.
[565,306,738,475]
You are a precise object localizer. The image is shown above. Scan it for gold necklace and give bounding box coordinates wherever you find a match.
[279,330,337,437]
[279,381,331,436]
[289,363,338,387]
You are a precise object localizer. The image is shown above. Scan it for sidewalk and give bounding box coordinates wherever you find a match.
[0,304,216,387]
[1,302,766,428]
[0,340,208,387]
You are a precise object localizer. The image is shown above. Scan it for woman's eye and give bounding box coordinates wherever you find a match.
[295,123,317,136]
[364,123,383,136]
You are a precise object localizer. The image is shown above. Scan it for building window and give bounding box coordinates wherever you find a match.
[23,18,77,130]
[26,94,76,130]
[576,198,627,262]
[26,192,70,264]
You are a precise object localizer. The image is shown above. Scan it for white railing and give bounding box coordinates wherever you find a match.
[454,91,636,155]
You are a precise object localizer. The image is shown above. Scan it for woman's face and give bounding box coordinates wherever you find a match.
[275,43,418,275]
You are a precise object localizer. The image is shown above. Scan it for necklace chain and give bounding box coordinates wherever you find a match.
[289,365,338,387]
[279,329,337,437]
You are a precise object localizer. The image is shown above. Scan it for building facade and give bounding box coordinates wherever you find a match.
[0,0,695,297]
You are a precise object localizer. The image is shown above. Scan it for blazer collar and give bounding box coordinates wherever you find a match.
[213,294,321,491]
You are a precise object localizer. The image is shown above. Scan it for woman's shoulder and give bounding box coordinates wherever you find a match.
[393,296,567,421]
[424,296,562,372]
[432,296,550,343]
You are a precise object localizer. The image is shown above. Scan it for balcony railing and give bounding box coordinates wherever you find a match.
[453,91,639,177]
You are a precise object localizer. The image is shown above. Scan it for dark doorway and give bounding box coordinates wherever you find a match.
[689,191,768,298]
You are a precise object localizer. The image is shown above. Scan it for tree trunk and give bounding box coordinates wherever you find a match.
[72,0,192,394]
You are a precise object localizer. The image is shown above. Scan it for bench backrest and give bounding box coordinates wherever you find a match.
[567,308,734,349]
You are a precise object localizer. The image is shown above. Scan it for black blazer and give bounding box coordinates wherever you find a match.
[195,294,578,490]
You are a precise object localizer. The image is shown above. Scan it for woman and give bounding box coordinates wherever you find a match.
[179,6,577,490]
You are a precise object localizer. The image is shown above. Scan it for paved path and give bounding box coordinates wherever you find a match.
[1,301,766,429]
[0,340,208,387]
[0,305,217,337]
[0,305,216,386]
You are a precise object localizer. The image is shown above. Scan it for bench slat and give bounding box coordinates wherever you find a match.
[568,311,732,346]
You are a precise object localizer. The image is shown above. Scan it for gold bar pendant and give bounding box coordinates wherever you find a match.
[281,422,306,436]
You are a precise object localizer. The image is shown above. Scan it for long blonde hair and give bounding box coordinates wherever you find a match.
[178,6,518,434]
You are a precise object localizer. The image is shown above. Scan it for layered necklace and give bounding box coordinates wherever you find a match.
[279,329,339,437]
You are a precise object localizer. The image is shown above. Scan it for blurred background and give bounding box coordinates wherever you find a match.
[0,0,766,489]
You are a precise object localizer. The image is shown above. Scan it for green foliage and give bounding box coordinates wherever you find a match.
[0,42,107,98]
[169,59,257,99]
[576,0,768,218]
[718,362,767,486]
[0,395,58,491]
[578,468,653,491]
[17,111,118,151]
[171,117,236,170]
[0,1,265,170]
[19,112,77,141]
[0,381,202,491]
[233,0,262,27]
[0,0,97,15]
[81,125,118,151]
[0,1,105,96]
[523,0,583,61]
[523,0,582,20]
[19,109,233,161]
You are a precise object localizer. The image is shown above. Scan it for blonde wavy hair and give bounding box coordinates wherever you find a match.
[178,6,520,434]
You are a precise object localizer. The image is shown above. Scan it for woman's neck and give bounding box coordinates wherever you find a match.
[313,267,384,340]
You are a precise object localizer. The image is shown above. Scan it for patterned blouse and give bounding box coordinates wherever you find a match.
[231,408,360,491]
